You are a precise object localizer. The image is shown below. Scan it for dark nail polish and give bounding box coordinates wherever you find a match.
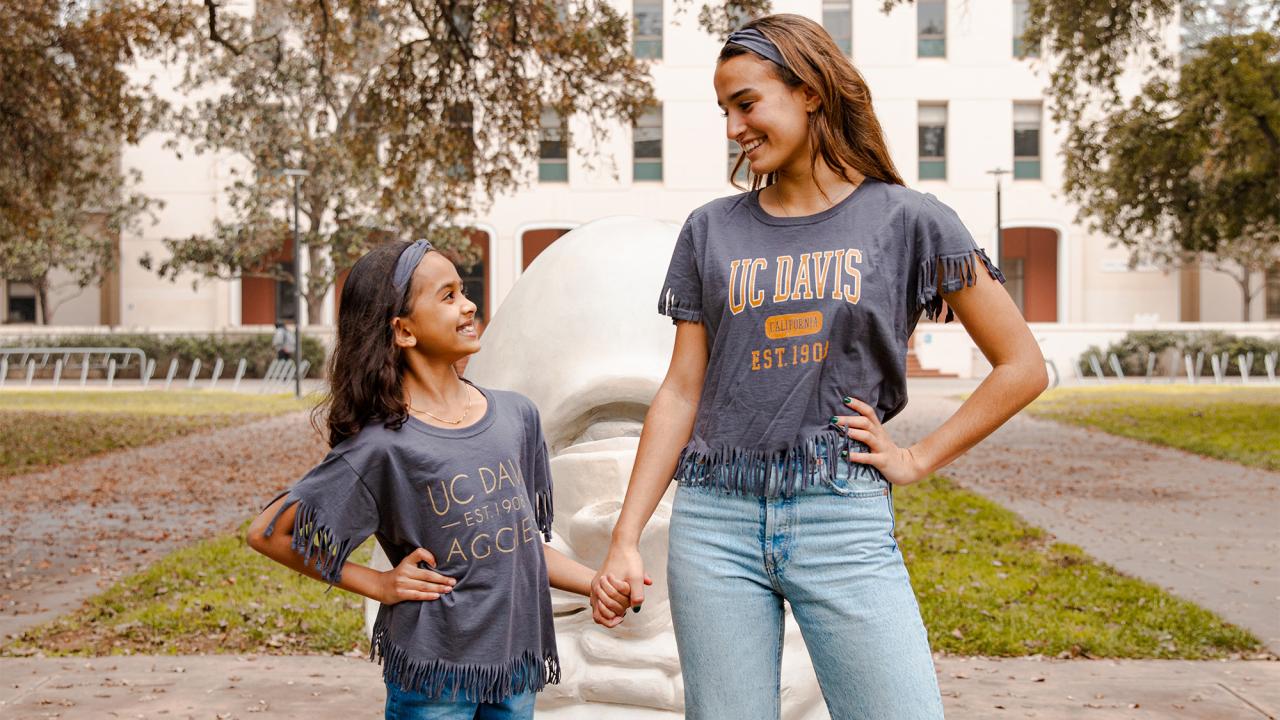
[632,605,642,614]
[829,416,839,425]
[840,449,848,458]
[842,396,853,404]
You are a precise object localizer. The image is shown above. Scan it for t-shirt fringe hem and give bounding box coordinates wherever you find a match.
[372,622,560,702]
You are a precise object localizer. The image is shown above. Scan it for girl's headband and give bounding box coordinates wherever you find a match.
[725,27,788,70]
[392,239,434,293]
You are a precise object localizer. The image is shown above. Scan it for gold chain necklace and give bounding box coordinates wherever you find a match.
[407,385,472,425]
[774,180,860,217]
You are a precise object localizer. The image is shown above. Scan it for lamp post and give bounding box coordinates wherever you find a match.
[986,167,1010,260]
[281,168,309,398]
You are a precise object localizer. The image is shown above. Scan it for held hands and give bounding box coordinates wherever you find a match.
[377,548,456,605]
[832,396,929,486]
[590,544,653,629]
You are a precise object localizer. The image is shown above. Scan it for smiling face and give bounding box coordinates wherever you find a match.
[392,251,480,362]
[715,53,819,178]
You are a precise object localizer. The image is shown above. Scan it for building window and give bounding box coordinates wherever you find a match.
[446,102,475,180]
[633,0,662,60]
[1013,102,1042,180]
[1013,0,1039,58]
[538,107,568,182]
[459,230,491,325]
[1267,264,1280,319]
[823,0,852,56]
[727,140,750,186]
[633,105,663,181]
[5,281,37,323]
[918,0,946,57]
[918,103,947,180]
[275,262,297,323]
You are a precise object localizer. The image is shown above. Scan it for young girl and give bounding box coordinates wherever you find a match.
[590,14,1048,720]
[248,240,626,720]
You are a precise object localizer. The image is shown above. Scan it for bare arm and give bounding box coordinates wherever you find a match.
[839,266,1049,483]
[246,496,455,605]
[543,544,595,597]
[913,267,1049,472]
[591,320,708,626]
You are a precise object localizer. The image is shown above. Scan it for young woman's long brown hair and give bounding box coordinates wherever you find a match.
[722,13,905,190]
[314,241,418,447]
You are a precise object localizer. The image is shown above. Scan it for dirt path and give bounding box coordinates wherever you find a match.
[891,385,1280,654]
[0,412,328,640]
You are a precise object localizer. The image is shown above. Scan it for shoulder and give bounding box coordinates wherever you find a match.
[328,421,409,472]
[859,179,932,216]
[482,387,542,423]
[683,192,755,231]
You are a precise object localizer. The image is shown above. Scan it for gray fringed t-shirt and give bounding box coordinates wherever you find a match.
[264,386,558,701]
[658,180,1004,496]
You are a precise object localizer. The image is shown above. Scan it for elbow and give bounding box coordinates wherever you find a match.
[245,519,271,555]
[1024,356,1050,403]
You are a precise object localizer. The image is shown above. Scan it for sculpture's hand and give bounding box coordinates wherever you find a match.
[833,395,928,487]
[591,543,649,628]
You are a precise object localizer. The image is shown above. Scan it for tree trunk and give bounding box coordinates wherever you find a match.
[33,276,52,325]
[1240,272,1252,322]
[305,242,327,325]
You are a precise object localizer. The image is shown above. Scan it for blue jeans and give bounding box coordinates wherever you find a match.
[384,683,536,720]
[667,461,945,719]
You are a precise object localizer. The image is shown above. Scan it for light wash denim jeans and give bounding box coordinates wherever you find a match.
[383,683,536,720]
[667,460,945,719]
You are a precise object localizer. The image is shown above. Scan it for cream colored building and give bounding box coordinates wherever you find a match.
[4,0,1278,370]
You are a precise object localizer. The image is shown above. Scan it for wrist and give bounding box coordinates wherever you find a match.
[374,569,394,605]
[905,444,932,479]
[609,528,642,551]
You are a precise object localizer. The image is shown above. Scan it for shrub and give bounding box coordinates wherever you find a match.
[0,333,327,379]
[1077,331,1280,377]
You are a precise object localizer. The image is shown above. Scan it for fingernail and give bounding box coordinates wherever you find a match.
[829,416,839,425]
[632,605,642,614]
[840,449,848,458]
[842,396,852,404]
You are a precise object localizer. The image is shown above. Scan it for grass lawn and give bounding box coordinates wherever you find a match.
[0,390,315,479]
[4,523,374,657]
[1026,385,1280,472]
[898,476,1260,658]
[5,477,1262,659]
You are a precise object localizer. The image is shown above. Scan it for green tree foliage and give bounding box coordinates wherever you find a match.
[1060,26,1279,319]
[148,0,659,316]
[0,0,184,323]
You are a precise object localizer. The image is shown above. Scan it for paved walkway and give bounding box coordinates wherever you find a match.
[892,381,1280,654]
[0,654,1275,719]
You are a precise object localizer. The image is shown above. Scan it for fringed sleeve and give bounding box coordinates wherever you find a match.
[657,218,704,324]
[262,453,378,585]
[521,401,555,542]
[912,194,1006,323]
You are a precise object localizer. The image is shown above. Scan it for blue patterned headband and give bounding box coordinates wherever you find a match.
[725,27,789,70]
[392,239,433,293]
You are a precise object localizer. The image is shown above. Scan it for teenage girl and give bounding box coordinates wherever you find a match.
[590,14,1048,719]
[248,240,628,720]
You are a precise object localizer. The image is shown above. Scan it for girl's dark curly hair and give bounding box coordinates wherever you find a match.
[314,241,420,447]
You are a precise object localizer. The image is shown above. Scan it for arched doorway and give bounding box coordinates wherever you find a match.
[1000,227,1058,322]
[521,226,574,271]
